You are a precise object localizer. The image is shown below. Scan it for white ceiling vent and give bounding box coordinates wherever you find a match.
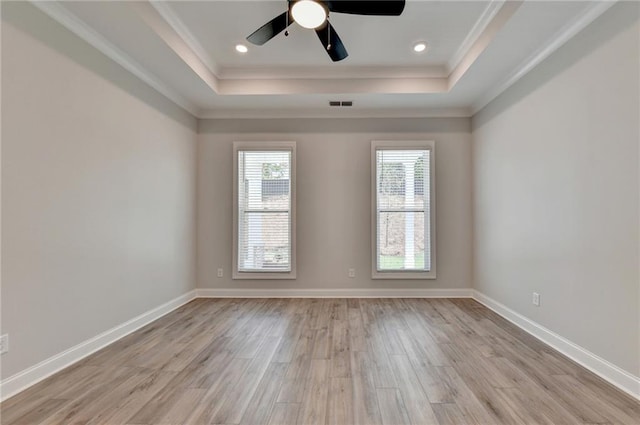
[329,101,353,107]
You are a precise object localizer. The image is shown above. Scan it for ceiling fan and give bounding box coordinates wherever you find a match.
[246,0,406,62]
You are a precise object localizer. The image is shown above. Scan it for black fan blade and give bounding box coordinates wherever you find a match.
[315,22,348,62]
[326,0,405,16]
[246,11,293,45]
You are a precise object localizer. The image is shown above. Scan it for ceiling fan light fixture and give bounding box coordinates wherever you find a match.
[291,0,327,29]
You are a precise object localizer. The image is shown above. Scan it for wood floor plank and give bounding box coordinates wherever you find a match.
[183,357,252,424]
[88,370,177,425]
[404,299,448,331]
[327,377,353,425]
[1,298,637,425]
[184,348,234,389]
[371,301,406,356]
[487,357,580,424]
[276,327,316,403]
[155,389,208,425]
[406,357,455,404]
[376,388,411,425]
[436,365,506,425]
[296,359,330,425]
[396,316,449,368]
[3,363,98,406]
[126,367,202,424]
[306,299,325,330]
[350,351,384,425]
[272,311,306,363]
[209,336,281,424]
[552,374,639,425]
[448,358,530,425]
[495,387,574,425]
[388,355,438,425]
[360,301,398,388]
[2,398,68,425]
[238,362,288,425]
[347,304,368,352]
[267,403,300,425]
[37,367,139,425]
[311,326,331,360]
[0,365,102,424]
[573,367,640,416]
[330,315,351,378]
[432,402,468,425]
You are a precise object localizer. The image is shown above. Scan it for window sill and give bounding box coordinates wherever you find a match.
[371,270,436,280]
[233,271,297,280]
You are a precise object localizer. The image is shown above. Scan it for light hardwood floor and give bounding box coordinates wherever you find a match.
[1,298,639,424]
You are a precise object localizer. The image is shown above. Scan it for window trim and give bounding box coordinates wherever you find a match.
[233,141,297,280]
[371,140,436,280]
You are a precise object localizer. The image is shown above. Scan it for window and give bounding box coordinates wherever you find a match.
[233,142,296,279]
[372,141,435,279]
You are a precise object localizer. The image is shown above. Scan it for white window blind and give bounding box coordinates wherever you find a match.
[375,149,431,272]
[237,150,292,272]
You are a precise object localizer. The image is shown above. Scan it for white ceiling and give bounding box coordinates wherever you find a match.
[168,1,488,70]
[37,1,614,118]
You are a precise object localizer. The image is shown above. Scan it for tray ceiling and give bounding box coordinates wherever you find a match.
[33,1,614,118]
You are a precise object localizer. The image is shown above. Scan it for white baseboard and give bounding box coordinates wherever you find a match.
[5,288,637,404]
[472,290,640,401]
[196,287,473,298]
[0,287,468,401]
[0,290,197,402]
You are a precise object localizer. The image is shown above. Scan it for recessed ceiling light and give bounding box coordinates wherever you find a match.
[413,42,427,53]
[235,44,248,53]
[291,0,327,29]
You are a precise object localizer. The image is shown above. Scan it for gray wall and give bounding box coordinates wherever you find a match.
[1,3,198,379]
[197,118,472,291]
[472,3,639,376]
[3,0,638,395]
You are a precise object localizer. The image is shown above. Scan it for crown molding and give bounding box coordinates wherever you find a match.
[217,65,449,80]
[217,76,448,95]
[448,1,523,89]
[29,1,199,116]
[130,1,220,93]
[148,0,220,76]
[447,0,505,73]
[196,106,472,120]
[471,0,617,114]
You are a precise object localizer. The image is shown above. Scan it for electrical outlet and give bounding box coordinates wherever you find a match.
[532,292,540,307]
[0,334,8,354]
[217,268,224,278]
[348,268,355,278]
